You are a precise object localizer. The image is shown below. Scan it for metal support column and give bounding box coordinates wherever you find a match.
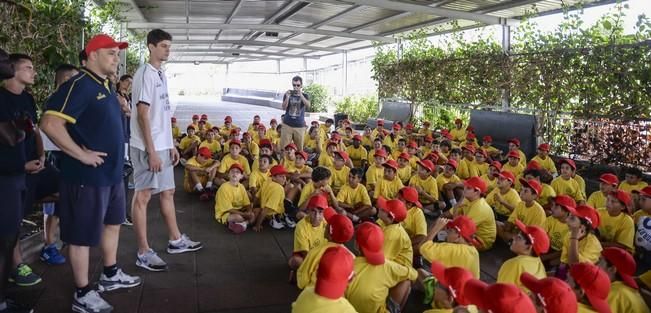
[342,51,348,96]
[500,21,511,110]
[397,38,403,61]
[118,22,128,76]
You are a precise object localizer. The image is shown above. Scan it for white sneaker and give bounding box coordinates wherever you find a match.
[269,215,285,230]
[72,290,113,313]
[283,214,296,229]
[167,234,203,254]
[179,159,188,166]
[98,269,141,292]
[136,249,168,272]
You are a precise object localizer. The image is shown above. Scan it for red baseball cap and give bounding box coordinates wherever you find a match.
[497,170,516,183]
[640,186,651,198]
[315,246,354,299]
[514,219,550,255]
[392,123,401,131]
[399,187,422,208]
[507,150,521,159]
[405,123,414,130]
[569,263,612,313]
[295,150,308,160]
[171,117,177,122]
[326,140,338,148]
[323,206,337,221]
[537,143,550,152]
[377,119,384,126]
[228,163,244,173]
[599,173,619,186]
[490,160,503,171]
[307,194,329,210]
[285,143,297,151]
[462,145,476,154]
[483,135,493,142]
[224,115,232,122]
[520,273,577,313]
[85,34,128,55]
[373,149,387,158]
[574,205,601,229]
[424,152,439,164]
[201,114,208,119]
[559,158,576,171]
[526,160,542,170]
[466,133,476,140]
[356,222,385,265]
[382,159,399,171]
[376,196,407,222]
[507,138,521,147]
[602,247,638,289]
[407,141,418,149]
[352,134,363,141]
[446,215,478,245]
[430,261,475,306]
[609,189,632,211]
[424,135,434,143]
[197,147,212,158]
[259,139,272,148]
[464,176,487,194]
[446,159,458,170]
[269,165,289,176]
[417,159,435,172]
[334,151,350,162]
[552,195,577,213]
[465,279,536,313]
[192,114,199,119]
[519,178,542,196]
[230,128,239,135]
[258,124,266,130]
[397,152,410,161]
[229,139,241,147]
[326,214,354,244]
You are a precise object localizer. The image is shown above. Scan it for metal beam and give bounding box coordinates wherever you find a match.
[272,4,363,46]
[172,52,282,59]
[215,0,245,41]
[127,22,396,43]
[173,40,345,53]
[172,49,320,59]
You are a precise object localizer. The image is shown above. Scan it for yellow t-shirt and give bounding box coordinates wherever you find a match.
[365,165,385,188]
[244,141,260,158]
[172,126,180,140]
[329,166,350,192]
[402,207,427,238]
[517,149,527,167]
[486,188,521,217]
[179,134,201,150]
[482,145,500,155]
[607,281,651,313]
[508,201,546,227]
[560,233,603,264]
[537,183,557,208]
[619,181,649,194]
[297,242,341,289]
[336,184,371,207]
[469,161,488,178]
[480,174,499,194]
[199,140,222,155]
[219,124,238,138]
[633,210,651,224]
[248,169,270,191]
[450,128,466,143]
[218,154,251,175]
[502,163,525,179]
[373,177,404,200]
[346,146,368,168]
[408,175,439,204]
[345,257,417,313]
[183,157,215,191]
[544,216,569,251]
[293,217,328,253]
[397,166,412,185]
[551,176,586,202]
[419,242,480,278]
[318,153,334,168]
[531,155,557,174]
[298,182,322,208]
[574,174,587,200]
[381,223,413,269]
[361,135,373,148]
[577,303,599,313]
[597,208,635,252]
[455,198,497,250]
[214,183,251,223]
[292,287,358,313]
[281,158,297,173]
[304,135,318,152]
[457,158,473,180]
[436,174,461,193]
[497,255,546,292]
[259,180,285,215]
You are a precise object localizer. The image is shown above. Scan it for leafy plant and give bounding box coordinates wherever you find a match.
[302,83,329,112]
[335,95,379,123]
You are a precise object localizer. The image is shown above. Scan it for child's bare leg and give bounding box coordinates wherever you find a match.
[288,254,304,270]
[353,205,376,219]
[389,280,412,310]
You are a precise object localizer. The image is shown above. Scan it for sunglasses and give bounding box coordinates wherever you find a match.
[293,84,301,87]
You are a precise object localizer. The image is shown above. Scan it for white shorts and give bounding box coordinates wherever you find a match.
[130,147,175,194]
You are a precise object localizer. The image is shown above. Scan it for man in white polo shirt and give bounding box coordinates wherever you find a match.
[130,29,202,272]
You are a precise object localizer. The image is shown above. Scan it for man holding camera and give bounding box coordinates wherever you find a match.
[281,76,310,151]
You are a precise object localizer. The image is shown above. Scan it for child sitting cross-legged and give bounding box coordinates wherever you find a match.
[336,168,373,222]
[497,178,547,243]
[486,170,521,222]
[408,159,443,218]
[214,164,256,234]
[183,147,220,200]
[371,160,404,201]
[253,165,296,231]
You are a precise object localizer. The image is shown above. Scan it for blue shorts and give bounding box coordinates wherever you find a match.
[0,174,26,237]
[58,181,126,246]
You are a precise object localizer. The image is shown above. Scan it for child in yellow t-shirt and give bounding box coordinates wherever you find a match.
[497,178,546,243]
[450,119,466,145]
[288,195,329,277]
[420,261,478,313]
[539,195,575,267]
[457,145,476,180]
[318,141,337,169]
[240,132,260,163]
[486,170,521,221]
[253,165,294,232]
[217,139,251,184]
[297,166,337,214]
[376,198,413,269]
[588,173,619,209]
[372,160,404,201]
[396,186,428,252]
[214,164,255,234]
[453,177,497,251]
[480,161,502,194]
[179,125,201,160]
[171,117,181,144]
[248,155,272,206]
[481,135,501,159]
[396,153,412,185]
[437,160,463,210]
[530,143,557,175]
[561,205,603,267]
[470,149,489,178]
[366,149,388,190]
[336,168,373,221]
[497,220,548,292]
[506,138,527,167]
[290,150,313,188]
[252,139,278,172]
[598,190,635,252]
[329,151,351,194]
[522,168,556,211]
[199,128,222,159]
[633,186,651,224]
[346,135,368,169]
[183,147,219,196]
[406,141,420,170]
[551,158,585,204]
[409,159,441,217]
[620,167,648,212]
[597,247,651,313]
[503,150,525,178]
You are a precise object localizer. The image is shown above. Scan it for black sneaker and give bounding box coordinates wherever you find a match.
[0,300,33,313]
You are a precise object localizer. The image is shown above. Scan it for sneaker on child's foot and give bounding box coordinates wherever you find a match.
[98,269,141,292]
[40,244,66,265]
[179,159,188,166]
[269,215,285,230]
[282,214,296,229]
[72,290,113,313]
[228,221,247,234]
[122,216,133,226]
[0,299,33,313]
[9,264,42,287]
[136,249,168,272]
[167,234,203,254]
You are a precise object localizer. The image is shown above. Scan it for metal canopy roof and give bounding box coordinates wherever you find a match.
[118,0,611,64]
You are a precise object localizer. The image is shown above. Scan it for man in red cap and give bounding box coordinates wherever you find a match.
[421,261,477,312]
[182,146,219,199]
[288,195,331,281]
[487,170,520,221]
[297,214,354,289]
[346,134,368,168]
[41,33,142,312]
[497,220,549,292]
[567,262,612,313]
[551,158,586,203]
[292,246,356,312]
[520,272,578,313]
[452,176,496,250]
[596,190,635,252]
[531,143,557,175]
[464,279,537,313]
[377,198,412,269]
[419,216,480,279]
[597,247,650,312]
[345,222,417,313]
[587,173,619,209]
[253,164,296,231]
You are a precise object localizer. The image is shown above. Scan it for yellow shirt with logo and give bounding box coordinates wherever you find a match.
[214,183,251,223]
[486,188,521,217]
[409,175,439,204]
[455,198,497,250]
[374,177,404,200]
[292,287,358,313]
[507,201,546,227]
[551,176,586,202]
[607,281,651,313]
[419,242,480,278]
[381,223,413,269]
[218,154,251,175]
[597,208,635,252]
[336,184,371,207]
[293,217,328,253]
[544,216,569,251]
[531,155,557,174]
[560,233,603,264]
[497,255,546,292]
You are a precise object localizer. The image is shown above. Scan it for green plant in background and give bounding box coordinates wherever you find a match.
[302,83,329,112]
[417,100,469,130]
[335,95,379,123]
